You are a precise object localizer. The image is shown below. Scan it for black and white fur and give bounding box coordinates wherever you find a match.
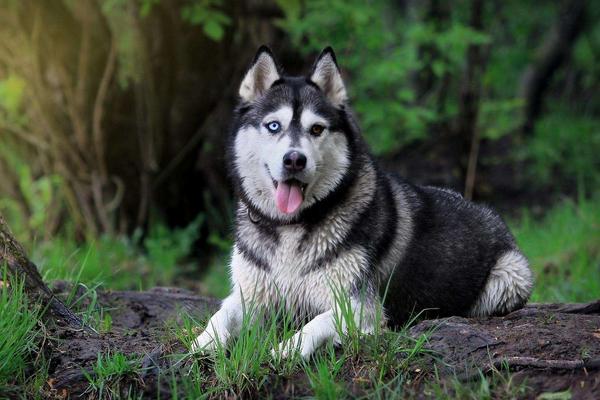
[192,46,534,358]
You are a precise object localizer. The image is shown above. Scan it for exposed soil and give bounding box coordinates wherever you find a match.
[36,286,600,399]
[41,285,220,399]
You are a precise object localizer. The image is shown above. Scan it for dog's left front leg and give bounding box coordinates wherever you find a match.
[274,293,380,359]
[191,287,245,353]
[274,309,339,359]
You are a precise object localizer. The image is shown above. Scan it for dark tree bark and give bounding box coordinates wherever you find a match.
[413,0,452,103]
[456,0,486,199]
[519,0,587,135]
[0,215,88,330]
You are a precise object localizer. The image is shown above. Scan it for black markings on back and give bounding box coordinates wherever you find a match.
[370,173,398,266]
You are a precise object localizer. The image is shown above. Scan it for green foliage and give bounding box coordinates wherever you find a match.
[60,280,116,332]
[139,0,160,17]
[524,107,600,196]
[0,269,40,387]
[166,361,214,400]
[210,305,296,393]
[173,303,300,395]
[478,98,524,140]
[277,0,489,154]
[0,74,26,122]
[181,0,231,41]
[0,145,65,245]
[142,213,204,278]
[32,214,204,291]
[305,347,346,400]
[573,26,600,89]
[513,195,600,303]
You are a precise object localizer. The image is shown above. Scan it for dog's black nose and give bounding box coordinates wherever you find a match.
[283,150,307,172]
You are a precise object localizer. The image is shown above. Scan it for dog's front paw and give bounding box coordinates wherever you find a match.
[191,330,222,354]
[271,336,300,360]
[271,332,315,360]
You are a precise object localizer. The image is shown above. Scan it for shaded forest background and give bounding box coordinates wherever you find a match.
[0,0,598,294]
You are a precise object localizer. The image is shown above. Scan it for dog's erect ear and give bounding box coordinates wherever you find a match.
[239,46,281,102]
[309,47,347,107]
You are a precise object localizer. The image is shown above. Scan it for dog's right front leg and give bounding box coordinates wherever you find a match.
[191,288,244,353]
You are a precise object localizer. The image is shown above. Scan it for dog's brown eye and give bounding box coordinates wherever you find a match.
[310,124,325,136]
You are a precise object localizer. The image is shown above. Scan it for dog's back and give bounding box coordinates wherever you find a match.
[382,181,533,325]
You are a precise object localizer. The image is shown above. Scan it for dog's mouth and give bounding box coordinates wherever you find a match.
[272,178,307,214]
[265,164,308,214]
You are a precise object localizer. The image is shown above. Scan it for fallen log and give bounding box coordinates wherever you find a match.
[410,302,600,397]
[38,283,599,399]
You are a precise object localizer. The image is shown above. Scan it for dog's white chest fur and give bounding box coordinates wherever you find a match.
[231,222,368,318]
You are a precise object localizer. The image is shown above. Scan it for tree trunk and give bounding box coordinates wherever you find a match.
[457,0,486,200]
[519,0,587,135]
[0,215,88,330]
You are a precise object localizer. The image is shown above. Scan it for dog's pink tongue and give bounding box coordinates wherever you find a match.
[275,181,303,214]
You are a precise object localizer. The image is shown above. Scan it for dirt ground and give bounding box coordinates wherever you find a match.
[38,285,600,399]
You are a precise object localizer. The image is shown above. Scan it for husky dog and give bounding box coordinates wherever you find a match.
[191,46,533,358]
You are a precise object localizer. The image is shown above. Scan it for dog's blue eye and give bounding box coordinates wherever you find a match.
[266,121,281,133]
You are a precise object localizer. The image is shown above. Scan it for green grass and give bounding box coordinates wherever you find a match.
[424,364,530,399]
[166,287,433,399]
[512,195,600,302]
[173,301,302,395]
[0,269,40,389]
[82,352,143,399]
[30,215,203,291]
[305,346,347,399]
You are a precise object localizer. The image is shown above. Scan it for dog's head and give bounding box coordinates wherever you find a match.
[230,46,359,223]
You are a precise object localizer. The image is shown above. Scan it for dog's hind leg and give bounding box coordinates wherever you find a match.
[469,250,534,318]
